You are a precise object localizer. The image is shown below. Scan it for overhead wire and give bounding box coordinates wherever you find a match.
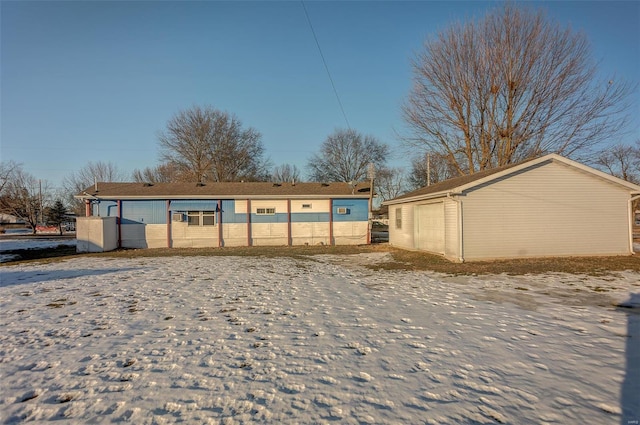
[300,1,351,130]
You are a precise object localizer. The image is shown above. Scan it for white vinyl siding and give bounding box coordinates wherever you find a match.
[414,202,445,254]
[462,161,631,260]
[389,204,415,249]
[444,199,459,260]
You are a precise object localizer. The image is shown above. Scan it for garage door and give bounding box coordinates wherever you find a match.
[414,203,445,254]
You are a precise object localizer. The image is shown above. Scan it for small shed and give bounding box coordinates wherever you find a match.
[75,181,372,251]
[384,154,640,262]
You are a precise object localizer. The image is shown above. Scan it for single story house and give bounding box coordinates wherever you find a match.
[383,154,640,262]
[74,181,371,252]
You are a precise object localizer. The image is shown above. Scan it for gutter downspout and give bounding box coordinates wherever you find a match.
[629,195,640,255]
[329,198,334,246]
[166,200,171,248]
[218,200,223,248]
[447,192,464,263]
[287,199,292,246]
[247,199,252,247]
[117,200,122,249]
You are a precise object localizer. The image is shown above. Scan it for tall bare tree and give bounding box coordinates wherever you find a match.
[132,162,184,184]
[408,152,458,189]
[375,167,407,204]
[403,3,632,175]
[159,106,269,183]
[594,141,640,184]
[307,129,389,182]
[0,160,20,194]
[271,164,302,184]
[62,161,127,215]
[0,166,49,233]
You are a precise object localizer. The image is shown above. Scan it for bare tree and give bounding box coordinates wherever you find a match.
[594,141,640,184]
[159,106,269,183]
[62,161,127,215]
[0,166,49,233]
[307,129,389,182]
[403,3,632,175]
[132,162,184,184]
[0,160,20,194]
[375,167,408,204]
[408,152,458,189]
[271,164,302,184]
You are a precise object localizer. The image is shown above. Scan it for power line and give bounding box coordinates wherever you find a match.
[301,1,351,130]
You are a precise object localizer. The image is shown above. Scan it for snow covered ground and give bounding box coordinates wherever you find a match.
[0,238,76,263]
[1,253,639,424]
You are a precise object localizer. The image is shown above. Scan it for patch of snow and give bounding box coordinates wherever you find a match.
[0,255,638,424]
[0,238,76,255]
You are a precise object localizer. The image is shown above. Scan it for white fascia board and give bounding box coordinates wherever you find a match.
[549,154,640,192]
[74,195,370,200]
[451,154,557,193]
[382,191,452,206]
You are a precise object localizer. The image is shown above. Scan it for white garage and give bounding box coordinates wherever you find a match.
[384,154,640,262]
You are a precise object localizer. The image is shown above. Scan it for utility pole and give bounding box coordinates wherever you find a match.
[39,179,43,226]
[367,163,375,244]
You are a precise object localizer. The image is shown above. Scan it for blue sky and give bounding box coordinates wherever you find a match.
[2,1,639,189]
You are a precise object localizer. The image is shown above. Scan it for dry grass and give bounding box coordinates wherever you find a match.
[100,243,640,275]
[3,243,639,276]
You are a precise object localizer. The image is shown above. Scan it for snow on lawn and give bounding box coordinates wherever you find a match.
[1,253,639,424]
[0,239,76,263]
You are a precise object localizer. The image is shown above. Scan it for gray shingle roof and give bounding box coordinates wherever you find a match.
[77,181,372,199]
[390,161,522,202]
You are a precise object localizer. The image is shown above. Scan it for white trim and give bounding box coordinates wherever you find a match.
[630,194,640,255]
[75,195,370,201]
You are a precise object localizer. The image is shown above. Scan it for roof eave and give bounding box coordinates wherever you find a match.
[74,194,371,200]
[383,190,453,205]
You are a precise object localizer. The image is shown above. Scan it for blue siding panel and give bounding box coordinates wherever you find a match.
[291,212,330,223]
[122,200,167,224]
[91,198,368,225]
[251,213,289,223]
[333,199,369,221]
[95,201,118,217]
[221,200,248,223]
[170,200,218,211]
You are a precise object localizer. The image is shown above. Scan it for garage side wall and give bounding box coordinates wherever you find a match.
[389,198,459,258]
[462,161,631,260]
[388,203,414,249]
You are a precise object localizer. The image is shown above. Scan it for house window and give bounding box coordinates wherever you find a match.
[395,207,402,229]
[302,203,312,209]
[187,211,216,226]
[202,211,216,226]
[187,211,200,226]
[256,207,276,215]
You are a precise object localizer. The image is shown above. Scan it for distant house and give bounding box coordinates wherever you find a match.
[383,154,640,262]
[74,181,371,252]
[0,213,25,225]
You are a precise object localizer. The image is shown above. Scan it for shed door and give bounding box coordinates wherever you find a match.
[414,203,445,254]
